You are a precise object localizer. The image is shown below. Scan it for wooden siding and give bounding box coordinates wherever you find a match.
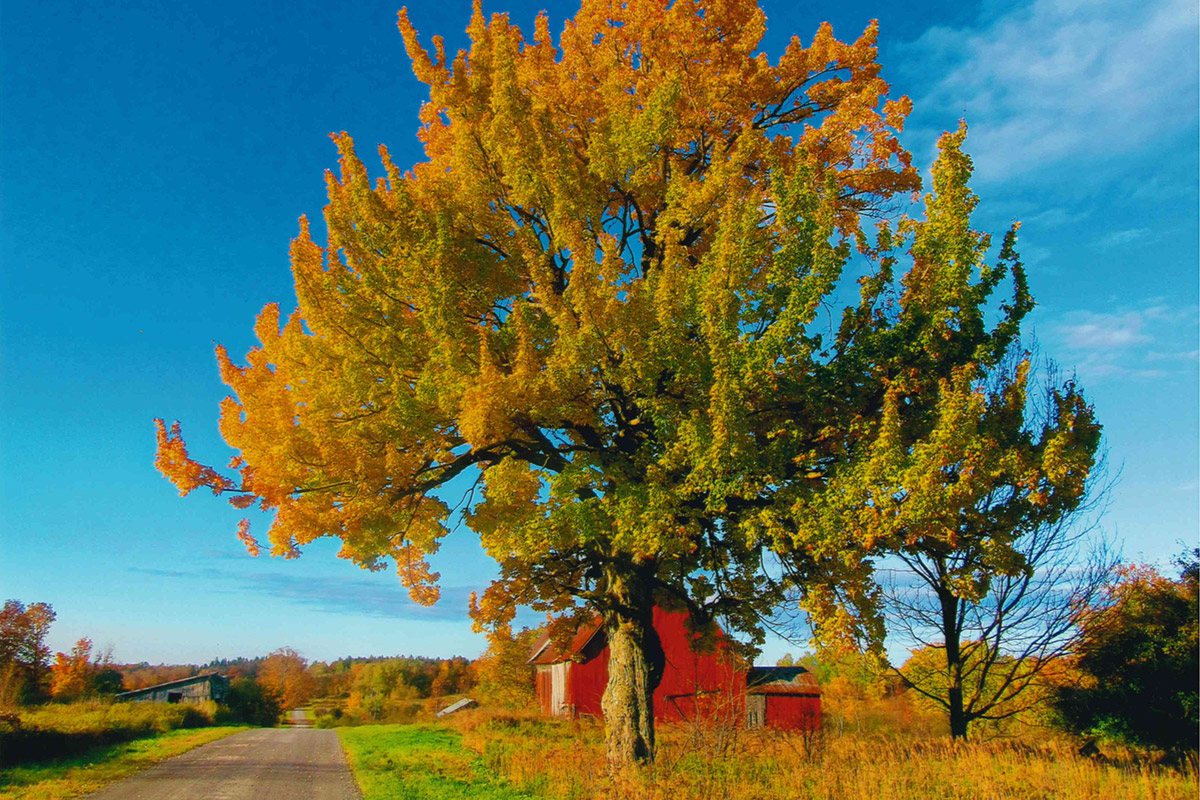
[762,694,820,730]
[117,673,228,705]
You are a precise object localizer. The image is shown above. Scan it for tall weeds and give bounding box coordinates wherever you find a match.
[1,700,214,766]
[442,706,1197,800]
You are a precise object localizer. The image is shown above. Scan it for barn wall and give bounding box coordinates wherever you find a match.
[763,694,821,731]
[550,663,570,716]
[567,642,608,717]
[537,665,578,717]
[122,676,226,705]
[652,607,744,723]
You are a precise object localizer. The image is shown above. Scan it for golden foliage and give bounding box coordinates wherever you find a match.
[152,0,1089,675]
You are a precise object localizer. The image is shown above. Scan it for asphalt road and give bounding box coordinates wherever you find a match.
[83,727,361,800]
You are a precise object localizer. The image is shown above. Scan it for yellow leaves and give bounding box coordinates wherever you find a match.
[466,457,544,545]
[396,7,450,88]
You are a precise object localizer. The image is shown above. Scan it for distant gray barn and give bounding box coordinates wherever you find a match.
[116,673,229,705]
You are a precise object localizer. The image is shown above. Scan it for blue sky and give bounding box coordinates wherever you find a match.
[2,0,1196,666]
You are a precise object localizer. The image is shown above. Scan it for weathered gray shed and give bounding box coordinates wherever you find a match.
[116,673,229,705]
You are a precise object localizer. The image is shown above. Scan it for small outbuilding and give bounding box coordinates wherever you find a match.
[744,666,821,730]
[116,673,229,705]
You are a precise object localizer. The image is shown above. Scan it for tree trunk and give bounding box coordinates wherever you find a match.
[600,565,664,766]
[939,588,969,740]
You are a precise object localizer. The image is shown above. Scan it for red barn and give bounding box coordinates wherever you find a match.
[527,608,820,731]
[744,666,822,730]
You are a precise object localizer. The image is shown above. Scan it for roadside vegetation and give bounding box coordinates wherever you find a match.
[352,706,1191,800]
[1,701,214,766]
[0,725,243,800]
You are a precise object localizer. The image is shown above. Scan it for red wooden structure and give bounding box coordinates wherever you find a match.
[745,666,822,730]
[527,608,820,730]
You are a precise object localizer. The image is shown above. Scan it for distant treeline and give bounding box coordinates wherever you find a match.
[116,650,476,712]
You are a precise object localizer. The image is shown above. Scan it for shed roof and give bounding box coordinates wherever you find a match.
[746,666,821,696]
[435,698,477,717]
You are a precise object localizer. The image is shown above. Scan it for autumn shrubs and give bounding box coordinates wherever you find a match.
[0,677,285,767]
[1053,557,1199,754]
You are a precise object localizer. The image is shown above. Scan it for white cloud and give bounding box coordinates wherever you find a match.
[1020,206,1090,229]
[899,0,1199,183]
[1049,301,1199,380]
[1094,227,1154,249]
[1146,349,1200,362]
[1057,310,1153,350]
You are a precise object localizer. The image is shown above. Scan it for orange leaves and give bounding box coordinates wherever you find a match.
[235,519,261,556]
[153,419,235,497]
[50,637,99,701]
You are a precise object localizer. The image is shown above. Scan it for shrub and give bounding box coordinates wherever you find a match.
[1053,556,1199,754]
[0,699,214,766]
[216,678,282,727]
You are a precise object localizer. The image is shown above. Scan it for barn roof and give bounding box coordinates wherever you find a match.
[115,672,227,700]
[746,666,821,696]
[527,618,604,665]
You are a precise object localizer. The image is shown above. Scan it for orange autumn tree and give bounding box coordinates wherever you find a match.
[50,638,102,701]
[154,0,1092,764]
[258,647,315,710]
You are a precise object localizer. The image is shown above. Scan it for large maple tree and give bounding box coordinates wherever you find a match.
[156,0,1097,764]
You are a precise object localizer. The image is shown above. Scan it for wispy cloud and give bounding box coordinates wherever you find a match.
[1019,206,1090,229]
[898,0,1199,183]
[248,572,476,622]
[1094,228,1154,250]
[1049,301,1199,380]
[1145,349,1200,362]
[1057,310,1153,350]
[129,566,476,622]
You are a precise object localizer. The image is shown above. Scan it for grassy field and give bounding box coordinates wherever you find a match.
[431,709,1198,800]
[338,724,534,799]
[0,725,244,800]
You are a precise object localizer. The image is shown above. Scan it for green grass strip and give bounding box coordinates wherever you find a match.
[0,726,246,800]
[338,724,534,800]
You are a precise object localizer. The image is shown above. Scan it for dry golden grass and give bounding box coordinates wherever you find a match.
[441,705,1198,800]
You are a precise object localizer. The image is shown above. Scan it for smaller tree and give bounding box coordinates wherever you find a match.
[875,352,1107,740]
[93,668,125,696]
[1053,552,1199,754]
[51,638,96,701]
[472,626,539,708]
[886,514,1114,739]
[51,638,118,701]
[0,600,56,704]
[258,647,315,710]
